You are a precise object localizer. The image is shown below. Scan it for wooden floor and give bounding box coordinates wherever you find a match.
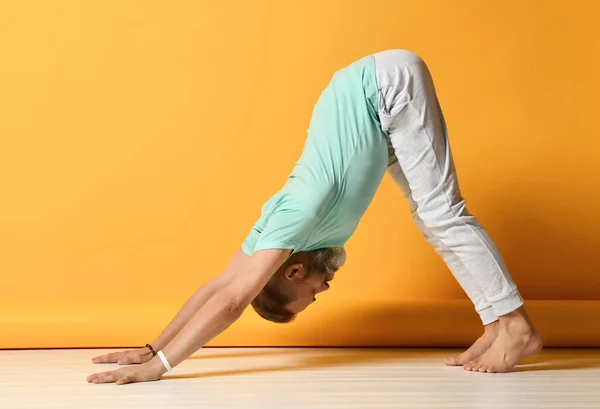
[1,348,599,408]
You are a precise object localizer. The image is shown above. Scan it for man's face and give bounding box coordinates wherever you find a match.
[266,248,346,316]
[285,269,334,313]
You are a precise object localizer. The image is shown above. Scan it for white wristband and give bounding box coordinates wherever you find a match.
[157,350,172,372]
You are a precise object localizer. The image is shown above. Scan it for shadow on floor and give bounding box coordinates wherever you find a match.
[168,348,600,380]
[167,349,414,380]
[515,350,600,372]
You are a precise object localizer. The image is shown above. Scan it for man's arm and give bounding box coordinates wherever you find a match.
[149,248,250,351]
[87,248,290,384]
[92,248,251,364]
[157,248,291,369]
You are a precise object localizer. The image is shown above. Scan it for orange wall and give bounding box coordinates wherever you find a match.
[1,1,599,348]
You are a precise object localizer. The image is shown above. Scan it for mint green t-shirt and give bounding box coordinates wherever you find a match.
[242,55,388,255]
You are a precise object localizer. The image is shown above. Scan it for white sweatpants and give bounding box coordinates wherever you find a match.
[373,50,523,325]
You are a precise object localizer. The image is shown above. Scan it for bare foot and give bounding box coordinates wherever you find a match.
[463,306,543,373]
[444,321,499,366]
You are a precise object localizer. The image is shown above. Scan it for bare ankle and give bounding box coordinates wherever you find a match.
[484,321,499,334]
[498,307,536,333]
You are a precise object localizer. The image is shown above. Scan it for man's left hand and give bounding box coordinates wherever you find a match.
[87,360,165,385]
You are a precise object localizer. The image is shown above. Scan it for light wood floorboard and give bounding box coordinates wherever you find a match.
[1,348,599,408]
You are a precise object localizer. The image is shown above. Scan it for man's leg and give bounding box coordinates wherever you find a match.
[375,49,542,372]
[387,161,500,365]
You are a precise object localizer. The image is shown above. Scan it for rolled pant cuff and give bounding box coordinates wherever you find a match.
[492,290,524,317]
[478,306,499,325]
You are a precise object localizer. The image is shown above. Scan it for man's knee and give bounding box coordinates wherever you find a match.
[418,200,475,231]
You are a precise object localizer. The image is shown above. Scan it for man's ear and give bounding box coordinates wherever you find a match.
[283,263,308,282]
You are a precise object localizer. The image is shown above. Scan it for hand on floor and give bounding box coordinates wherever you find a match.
[91,348,153,365]
[87,361,165,385]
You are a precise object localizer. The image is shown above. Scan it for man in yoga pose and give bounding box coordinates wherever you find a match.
[87,49,542,385]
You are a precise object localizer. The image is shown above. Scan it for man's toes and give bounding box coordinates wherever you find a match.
[463,358,480,371]
[445,356,461,366]
[478,364,489,373]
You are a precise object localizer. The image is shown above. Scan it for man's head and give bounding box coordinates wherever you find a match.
[251,247,347,323]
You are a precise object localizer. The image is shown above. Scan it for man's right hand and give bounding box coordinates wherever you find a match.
[91,348,153,365]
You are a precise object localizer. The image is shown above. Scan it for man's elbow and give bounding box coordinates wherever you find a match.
[223,298,245,316]
[214,292,251,317]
